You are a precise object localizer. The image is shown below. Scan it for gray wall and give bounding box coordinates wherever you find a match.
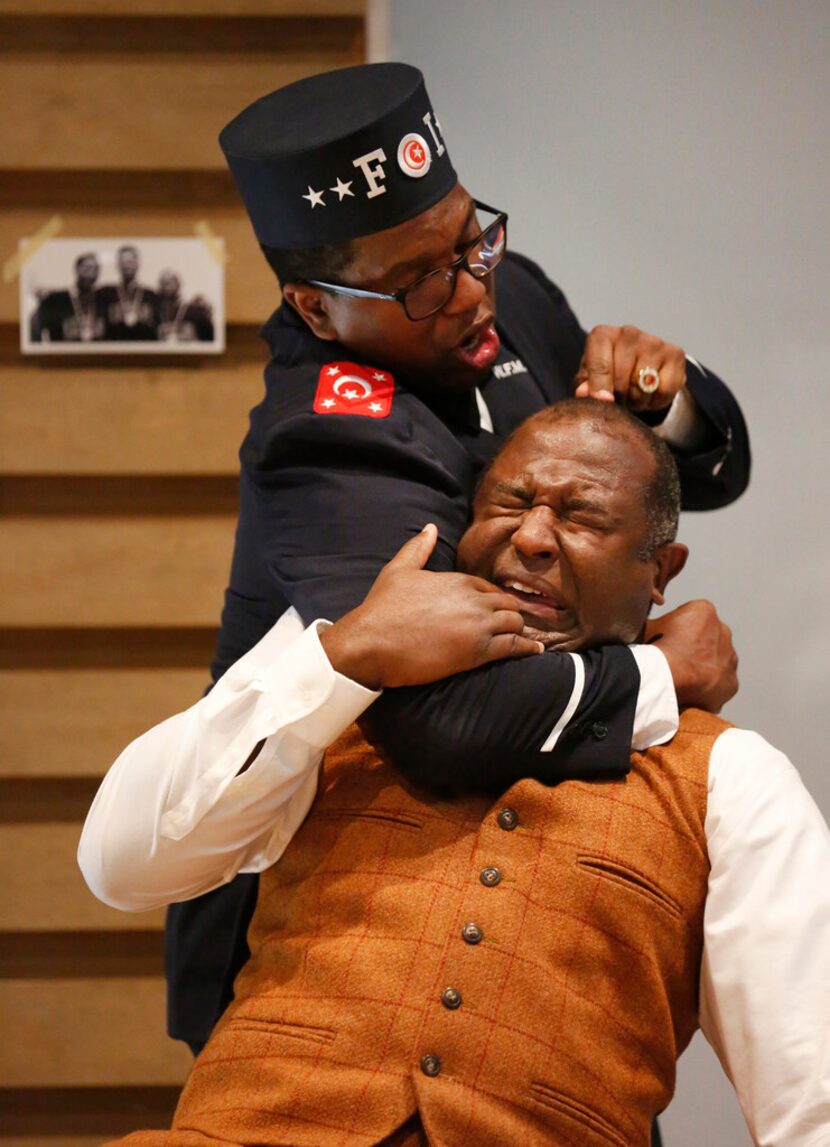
[388,2,830,1143]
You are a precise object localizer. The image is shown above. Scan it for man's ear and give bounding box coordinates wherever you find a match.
[650,542,689,607]
[282,283,339,341]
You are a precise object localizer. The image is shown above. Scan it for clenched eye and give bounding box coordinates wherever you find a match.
[490,481,533,510]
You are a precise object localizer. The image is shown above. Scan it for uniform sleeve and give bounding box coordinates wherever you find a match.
[700,729,830,1144]
[501,252,751,511]
[242,397,673,789]
[77,615,379,911]
[655,355,751,510]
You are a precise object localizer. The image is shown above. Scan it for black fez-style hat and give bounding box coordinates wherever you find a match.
[219,62,457,250]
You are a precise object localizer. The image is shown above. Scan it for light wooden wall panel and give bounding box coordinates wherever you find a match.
[0,5,366,1138]
[0,207,279,325]
[0,979,191,1085]
[0,365,263,475]
[0,1085,183,1143]
[0,668,207,777]
[0,826,165,931]
[2,56,357,172]
[1,516,236,627]
[0,1,364,13]
[0,1138,107,1147]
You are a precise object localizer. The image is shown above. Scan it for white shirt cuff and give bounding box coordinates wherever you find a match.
[259,619,381,749]
[629,644,679,750]
[652,377,707,453]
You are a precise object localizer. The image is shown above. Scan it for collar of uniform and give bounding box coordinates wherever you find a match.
[406,384,481,432]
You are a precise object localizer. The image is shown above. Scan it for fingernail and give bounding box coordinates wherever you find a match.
[535,641,545,653]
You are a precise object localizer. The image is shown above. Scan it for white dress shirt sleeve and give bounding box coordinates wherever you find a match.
[77,610,379,913]
[701,728,830,1145]
[629,644,679,750]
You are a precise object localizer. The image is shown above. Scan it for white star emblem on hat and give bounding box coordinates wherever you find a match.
[326,366,340,376]
[371,371,388,382]
[330,177,354,201]
[321,397,336,408]
[342,388,359,400]
[302,186,326,209]
[369,401,383,412]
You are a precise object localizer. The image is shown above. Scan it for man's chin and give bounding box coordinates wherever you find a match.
[522,624,582,653]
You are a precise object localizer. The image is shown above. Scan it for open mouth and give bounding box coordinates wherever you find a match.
[501,578,564,625]
[454,321,500,369]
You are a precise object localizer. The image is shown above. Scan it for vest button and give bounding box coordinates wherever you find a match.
[591,720,609,740]
[480,866,501,887]
[461,921,484,945]
[441,987,462,1010]
[497,807,519,831]
[420,1054,441,1077]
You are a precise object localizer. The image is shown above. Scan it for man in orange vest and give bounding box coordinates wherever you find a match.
[86,399,829,1145]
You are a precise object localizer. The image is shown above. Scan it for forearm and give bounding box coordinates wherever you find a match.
[77,617,378,911]
[366,644,676,790]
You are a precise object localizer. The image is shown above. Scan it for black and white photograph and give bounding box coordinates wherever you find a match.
[19,236,225,354]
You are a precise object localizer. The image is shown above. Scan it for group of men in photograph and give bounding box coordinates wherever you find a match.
[29,244,214,344]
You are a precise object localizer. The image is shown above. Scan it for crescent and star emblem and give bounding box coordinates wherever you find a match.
[332,375,373,399]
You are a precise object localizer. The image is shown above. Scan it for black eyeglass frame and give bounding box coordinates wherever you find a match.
[306,199,508,322]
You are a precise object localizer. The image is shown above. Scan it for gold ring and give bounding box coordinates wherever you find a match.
[636,366,660,394]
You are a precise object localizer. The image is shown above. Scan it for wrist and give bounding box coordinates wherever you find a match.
[319,609,383,690]
[653,640,689,701]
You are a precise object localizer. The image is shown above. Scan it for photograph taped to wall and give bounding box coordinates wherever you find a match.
[20,236,225,355]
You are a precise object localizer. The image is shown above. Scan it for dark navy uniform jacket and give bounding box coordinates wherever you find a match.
[166,251,750,1048]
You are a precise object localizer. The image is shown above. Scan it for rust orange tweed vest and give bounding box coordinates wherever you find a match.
[119,709,721,1147]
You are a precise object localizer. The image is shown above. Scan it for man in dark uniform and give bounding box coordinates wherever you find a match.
[96,244,159,340]
[29,251,105,343]
[166,69,750,1135]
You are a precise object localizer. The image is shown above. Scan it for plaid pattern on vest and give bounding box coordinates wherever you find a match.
[114,709,721,1147]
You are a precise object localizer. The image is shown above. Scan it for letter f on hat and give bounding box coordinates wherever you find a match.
[352,148,388,198]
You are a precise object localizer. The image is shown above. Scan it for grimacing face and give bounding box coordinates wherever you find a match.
[284,184,501,392]
[456,414,687,651]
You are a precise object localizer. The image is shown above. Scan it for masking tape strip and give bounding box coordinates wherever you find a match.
[3,215,64,284]
[194,220,227,265]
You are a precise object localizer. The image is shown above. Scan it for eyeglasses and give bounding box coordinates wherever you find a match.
[307,200,508,322]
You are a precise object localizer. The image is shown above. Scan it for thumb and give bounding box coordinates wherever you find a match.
[385,523,438,570]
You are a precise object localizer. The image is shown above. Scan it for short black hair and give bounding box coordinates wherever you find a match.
[504,398,681,560]
[259,238,354,289]
[74,251,98,273]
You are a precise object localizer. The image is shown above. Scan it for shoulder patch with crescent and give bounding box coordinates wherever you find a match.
[313,362,395,418]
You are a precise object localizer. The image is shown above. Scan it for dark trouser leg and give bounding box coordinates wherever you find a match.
[652,1117,663,1146]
